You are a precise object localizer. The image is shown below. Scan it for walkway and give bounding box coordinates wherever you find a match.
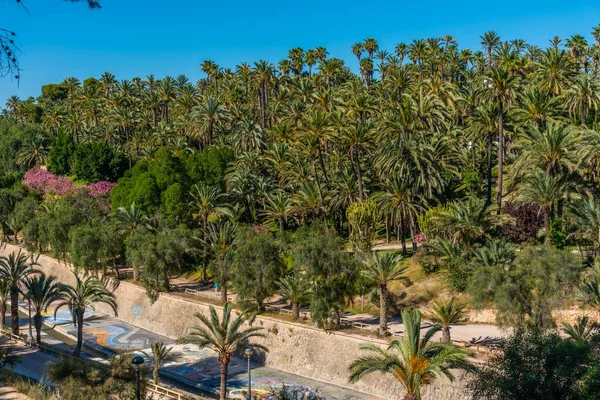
[7,307,380,400]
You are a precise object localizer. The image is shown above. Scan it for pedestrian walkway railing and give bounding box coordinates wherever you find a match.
[183,287,237,302]
[147,382,206,400]
[264,305,310,319]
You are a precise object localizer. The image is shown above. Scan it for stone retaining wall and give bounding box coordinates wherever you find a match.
[1,243,471,399]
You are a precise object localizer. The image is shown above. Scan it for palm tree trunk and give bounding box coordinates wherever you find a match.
[219,361,229,400]
[379,286,388,336]
[0,300,5,331]
[278,217,285,239]
[544,206,551,248]
[354,149,365,201]
[311,160,326,212]
[153,367,160,385]
[291,302,300,320]
[486,131,493,207]
[34,313,43,344]
[385,216,390,244]
[73,310,84,357]
[221,283,228,303]
[400,213,407,255]
[10,286,19,335]
[496,103,504,214]
[317,146,330,189]
[443,326,451,342]
[202,217,208,282]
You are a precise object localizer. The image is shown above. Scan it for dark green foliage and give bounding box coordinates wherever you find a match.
[232,225,286,311]
[69,223,103,273]
[9,196,38,240]
[0,189,22,238]
[112,147,231,226]
[549,218,567,249]
[182,146,234,187]
[293,223,358,329]
[580,365,600,399]
[470,328,593,400]
[125,226,191,302]
[36,197,85,258]
[74,142,126,182]
[469,247,582,327]
[45,355,146,400]
[0,120,33,175]
[40,83,68,102]
[49,133,76,175]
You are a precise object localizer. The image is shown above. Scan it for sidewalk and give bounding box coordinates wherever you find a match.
[9,306,380,400]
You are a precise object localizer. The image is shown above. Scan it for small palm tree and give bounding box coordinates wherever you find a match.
[141,342,180,384]
[577,278,600,310]
[362,252,410,336]
[0,251,38,335]
[22,273,67,344]
[561,316,600,346]
[276,273,312,320]
[177,303,267,400]
[114,202,153,236]
[349,309,475,400]
[427,298,467,342]
[54,273,117,357]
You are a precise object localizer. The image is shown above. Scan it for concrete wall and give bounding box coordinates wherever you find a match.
[1,243,472,399]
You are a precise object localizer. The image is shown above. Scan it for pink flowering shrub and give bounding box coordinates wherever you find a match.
[414,232,427,245]
[24,167,73,195]
[23,167,115,198]
[87,181,117,198]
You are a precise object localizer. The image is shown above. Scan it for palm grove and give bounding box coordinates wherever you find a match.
[3,26,600,398]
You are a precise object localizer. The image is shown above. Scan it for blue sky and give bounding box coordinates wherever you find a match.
[1,0,600,104]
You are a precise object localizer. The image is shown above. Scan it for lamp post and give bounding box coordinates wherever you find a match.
[131,355,144,400]
[244,346,254,400]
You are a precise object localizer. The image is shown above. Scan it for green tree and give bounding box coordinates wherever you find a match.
[276,273,312,320]
[470,328,592,400]
[0,250,38,335]
[74,142,126,182]
[22,272,67,344]
[469,247,581,327]
[54,273,117,357]
[361,252,409,336]
[231,226,286,312]
[48,132,76,175]
[141,342,180,384]
[177,303,267,400]
[349,309,474,400]
[427,298,467,342]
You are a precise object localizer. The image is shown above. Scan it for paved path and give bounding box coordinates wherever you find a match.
[0,386,32,400]
[7,307,380,400]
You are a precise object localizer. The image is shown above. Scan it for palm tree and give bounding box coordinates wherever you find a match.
[483,67,519,213]
[578,278,600,310]
[260,192,293,238]
[22,273,67,344]
[276,273,312,320]
[114,202,153,236]
[54,274,118,357]
[348,309,475,400]
[427,298,466,342]
[189,184,228,282]
[0,251,38,335]
[515,169,565,246]
[561,316,600,345]
[177,303,267,400]
[480,31,500,70]
[141,342,180,384]
[203,221,237,302]
[362,252,410,336]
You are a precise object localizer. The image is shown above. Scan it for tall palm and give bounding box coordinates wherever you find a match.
[427,298,466,342]
[141,342,180,384]
[22,273,67,344]
[348,309,475,400]
[177,303,267,400]
[203,221,237,302]
[483,67,519,213]
[276,273,312,320]
[189,184,228,282]
[54,274,118,357]
[0,251,38,335]
[480,31,501,70]
[362,252,410,336]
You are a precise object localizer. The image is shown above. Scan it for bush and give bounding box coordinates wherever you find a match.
[74,142,126,183]
[48,133,75,175]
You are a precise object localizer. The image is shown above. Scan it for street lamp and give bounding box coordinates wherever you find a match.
[131,354,144,400]
[244,346,254,400]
